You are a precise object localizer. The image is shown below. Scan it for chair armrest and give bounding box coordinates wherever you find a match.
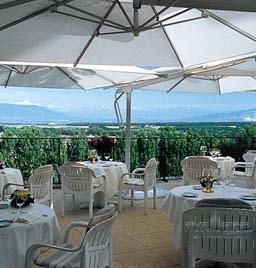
[132,168,145,175]
[63,221,89,243]
[232,162,254,170]
[25,243,80,268]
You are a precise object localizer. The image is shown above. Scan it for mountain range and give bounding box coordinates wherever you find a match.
[0,103,255,123]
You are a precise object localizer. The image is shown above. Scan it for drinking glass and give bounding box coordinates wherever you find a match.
[104,153,110,161]
[16,199,25,215]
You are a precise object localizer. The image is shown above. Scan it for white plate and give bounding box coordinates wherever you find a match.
[240,195,256,201]
[193,186,203,190]
[0,220,11,228]
[182,192,198,198]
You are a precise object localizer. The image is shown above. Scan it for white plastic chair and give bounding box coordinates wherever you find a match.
[181,156,219,185]
[233,150,256,176]
[28,164,54,208]
[58,163,106,218]
[25,204,117,268]
[118,158,157,214]
[182,207,256,268]
[232,159,256,188]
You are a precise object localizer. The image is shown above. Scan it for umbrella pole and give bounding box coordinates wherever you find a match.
[125,91,132,172]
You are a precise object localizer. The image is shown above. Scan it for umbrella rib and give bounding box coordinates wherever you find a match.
[167,77,185,93]
[63,3,129,30]
[151,6,184,68]
[55,10,125,31]
[5,70,12,88]
[143,16,204,31]
[199,9,256,43]
[144,7,191,29]
[73,1,117,67]
[115,0,133,28]
[56,67,85,90]
[0,0,75,32]
[140,3,175,28]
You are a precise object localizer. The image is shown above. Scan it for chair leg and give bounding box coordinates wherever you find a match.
[118,190,122,212]
[153,186,157,209]
[144,189,148,215]
[61,193,65,217]
[89,200,93,219]
[131,190,134,207]
[72,194,75,211]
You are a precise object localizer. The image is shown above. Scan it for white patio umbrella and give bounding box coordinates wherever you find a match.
[1,0,256,169]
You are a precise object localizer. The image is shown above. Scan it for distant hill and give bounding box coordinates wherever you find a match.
[0,103,71,123]
[0,103,255,123]
[187,109,256,122]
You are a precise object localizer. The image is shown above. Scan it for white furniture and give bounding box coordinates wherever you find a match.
[181,156,219,185]
[28,164,54,208]
[0,204,60,268]
[232,159,256,188]
[182,207,256,268]
[59,163,107,218]
[118,158,158,214]
[0,168,23,196]
[25,204,117,268]
[83,161,128,198]
[213,156,235,179]
[161,185,256,249]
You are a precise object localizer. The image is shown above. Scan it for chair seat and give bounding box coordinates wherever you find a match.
[124,178,144,186]
[36,243,81,268]
[92,182,102,188]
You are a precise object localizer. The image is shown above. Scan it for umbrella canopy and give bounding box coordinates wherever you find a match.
[0,0,255,69]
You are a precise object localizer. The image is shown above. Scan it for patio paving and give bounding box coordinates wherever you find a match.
[52,180,182,268]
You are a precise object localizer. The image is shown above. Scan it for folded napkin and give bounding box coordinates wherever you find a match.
[15,213,42,224]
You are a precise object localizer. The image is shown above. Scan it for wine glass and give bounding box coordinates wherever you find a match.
[104,153,110,161]
[200,146,207,156]
[16,198,25,215]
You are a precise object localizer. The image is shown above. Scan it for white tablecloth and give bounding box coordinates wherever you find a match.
[82,161,128,197]
[211,156,235,178]
[0,168,23,196]
[0,204,60,268]
[161,185,256,249]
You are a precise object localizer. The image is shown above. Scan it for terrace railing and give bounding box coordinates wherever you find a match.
[0,135,255,183]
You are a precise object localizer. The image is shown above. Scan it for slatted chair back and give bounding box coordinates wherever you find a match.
[28,165,54,208]
[243,151,256,175]
[182,207,256,268]
[81,212,117,268]
[144,158,158,189]
[181,156,219,185]
[59,163,95,193]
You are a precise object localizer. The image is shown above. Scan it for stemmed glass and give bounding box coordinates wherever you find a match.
[104,153,111,161]
[16,198,25,215]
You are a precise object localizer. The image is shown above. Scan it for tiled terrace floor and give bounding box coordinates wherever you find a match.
[57,198,181,268]
[53,181,182,268]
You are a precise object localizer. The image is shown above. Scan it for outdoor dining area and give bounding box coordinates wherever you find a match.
[0,147,255,268]
[1,0,256,267]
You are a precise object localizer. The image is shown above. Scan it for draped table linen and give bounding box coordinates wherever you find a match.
[161,185,256,249]
[0,204,60,268]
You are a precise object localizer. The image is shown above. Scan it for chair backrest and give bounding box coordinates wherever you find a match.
[144,158,157,188]
[181,156,219,185]
[81,205,117,268]
[243,151,256,175]
[58,163,96,193]
[195,198,253,210]
[182,207,256,266]
[28,165,54,207]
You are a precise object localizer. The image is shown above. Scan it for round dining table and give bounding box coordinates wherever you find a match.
[210,156,235,178]
[0,204,60,268]
[161,184,256,249]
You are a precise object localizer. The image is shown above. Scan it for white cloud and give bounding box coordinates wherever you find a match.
[12,100,42,106]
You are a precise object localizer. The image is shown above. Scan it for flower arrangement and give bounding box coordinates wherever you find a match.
[10,189,34,208]
[88,149,98,163]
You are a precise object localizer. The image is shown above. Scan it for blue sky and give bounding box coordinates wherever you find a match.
[0,87,255,113]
